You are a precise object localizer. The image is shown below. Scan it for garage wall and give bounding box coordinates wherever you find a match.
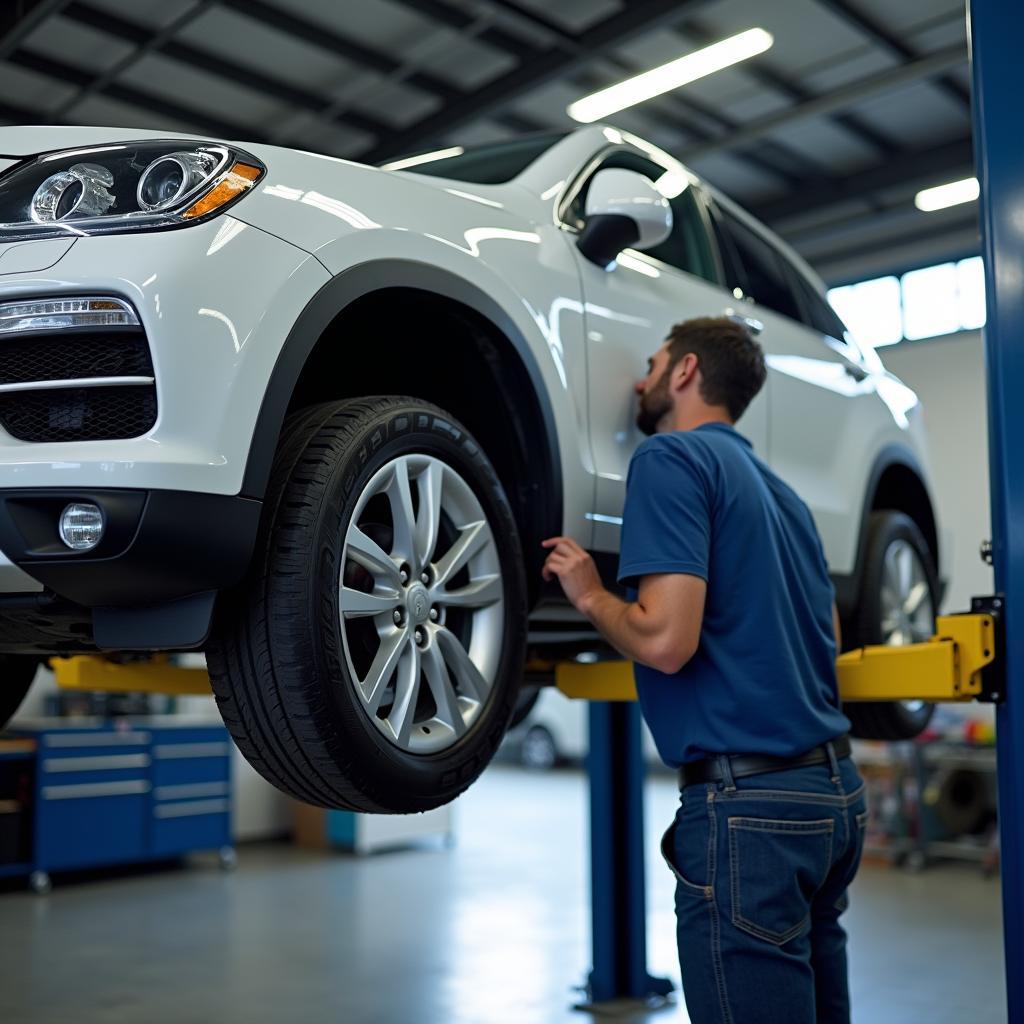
[879,330,994,613]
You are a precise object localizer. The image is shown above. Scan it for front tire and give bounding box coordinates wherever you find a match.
[208,397,527,813]
[845,511,938,740]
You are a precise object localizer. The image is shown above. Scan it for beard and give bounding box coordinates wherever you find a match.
[636,372,672,436]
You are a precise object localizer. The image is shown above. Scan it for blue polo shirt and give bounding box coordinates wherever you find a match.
[618,424,849,767]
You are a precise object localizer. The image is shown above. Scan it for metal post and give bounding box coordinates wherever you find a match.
[969,1,1024,1014]
[579,699,673,1010]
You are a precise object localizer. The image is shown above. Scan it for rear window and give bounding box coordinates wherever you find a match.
[381,132,566,184]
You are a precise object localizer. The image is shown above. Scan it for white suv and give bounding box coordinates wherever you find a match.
[0,124,943,811]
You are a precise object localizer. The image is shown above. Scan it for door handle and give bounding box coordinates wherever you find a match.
[843,361,869,382]
[729,313,763,336]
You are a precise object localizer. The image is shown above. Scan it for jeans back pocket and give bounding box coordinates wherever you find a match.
[728,816,834,945]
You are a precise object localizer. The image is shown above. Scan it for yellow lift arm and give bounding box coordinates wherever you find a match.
[50,610,1003,705]
[554,611,1001,703]
[51,653,212,696]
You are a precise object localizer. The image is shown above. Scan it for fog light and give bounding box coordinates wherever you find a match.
[59,503,104,551]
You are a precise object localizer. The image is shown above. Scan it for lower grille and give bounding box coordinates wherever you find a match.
[0,329,153,384]
[0,386,158,443]
[0,307,157,442]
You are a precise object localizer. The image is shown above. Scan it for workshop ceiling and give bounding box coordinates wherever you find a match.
[0,0,974,283]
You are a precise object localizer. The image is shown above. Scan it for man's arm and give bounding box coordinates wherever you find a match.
[833,602,842,652]
[542,537,706,674]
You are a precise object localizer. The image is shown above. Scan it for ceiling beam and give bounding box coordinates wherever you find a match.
[683,44,966,162]
[0,0,71,60]
[7,49,268,142]
[51,0,215,119]
[751,135,974,227]
[815,0,970,110]
[215,0,544,139]
[364,0,708,162]
[390,0,537,61]
[678,16,894,158]
[218,0,462,101]
[489,0,836,185]
[809,213,979,284]
[60,2,393,141]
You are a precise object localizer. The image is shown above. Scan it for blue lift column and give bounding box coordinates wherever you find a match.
[581,699,673,1010]
[970,2,1024,1016]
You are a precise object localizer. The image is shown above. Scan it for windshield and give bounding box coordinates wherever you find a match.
[380,132,567,184]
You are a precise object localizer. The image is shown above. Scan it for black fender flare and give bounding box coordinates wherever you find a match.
[833,443,941,618]
[239,259,563,531]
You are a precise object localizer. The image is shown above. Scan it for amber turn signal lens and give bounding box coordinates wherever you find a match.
[182,162,262,220]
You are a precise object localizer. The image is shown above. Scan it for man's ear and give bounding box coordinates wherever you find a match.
[670,352,698,393]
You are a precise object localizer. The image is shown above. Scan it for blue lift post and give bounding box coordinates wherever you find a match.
[971,2,1024,1016]
[579,699,673,1011]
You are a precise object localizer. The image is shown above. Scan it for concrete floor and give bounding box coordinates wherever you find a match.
[0,765,1007,1024]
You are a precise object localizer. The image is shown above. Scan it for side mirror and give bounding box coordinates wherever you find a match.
[576,168,673,269]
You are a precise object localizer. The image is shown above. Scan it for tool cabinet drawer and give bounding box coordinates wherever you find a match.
[151,744,230,786]
[151,797,231,857]
[36,783,149,870]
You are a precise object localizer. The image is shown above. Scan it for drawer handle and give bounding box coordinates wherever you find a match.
[153,743,230,759]
[43,754,150,773]
[44,732,150,748]
[155,782,229,800]
[42,780,150,800]
[154,798,230,819]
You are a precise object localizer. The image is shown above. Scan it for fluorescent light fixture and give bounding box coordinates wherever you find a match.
[567,28,774,123]
[381,146,464,172]
[914,177,979,212]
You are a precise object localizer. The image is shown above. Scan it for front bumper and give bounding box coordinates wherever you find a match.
[0,487,260,606]
[0,487,261,653]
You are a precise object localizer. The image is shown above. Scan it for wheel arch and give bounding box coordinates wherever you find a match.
[240,259,563,603]
[836,445,942,620]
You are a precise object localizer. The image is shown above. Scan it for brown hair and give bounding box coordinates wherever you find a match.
[665,316,767,421]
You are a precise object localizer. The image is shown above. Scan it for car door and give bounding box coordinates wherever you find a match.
[709,197,877,575]
[562,148,769,554]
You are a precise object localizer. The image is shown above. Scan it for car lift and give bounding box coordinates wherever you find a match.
[49,604,1005,1016]
[44,6,1024,1018]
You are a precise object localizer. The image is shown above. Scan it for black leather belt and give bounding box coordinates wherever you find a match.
[679,734,852,789]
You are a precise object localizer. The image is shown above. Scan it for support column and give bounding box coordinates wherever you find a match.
[581,699,673,1009]
[969,1,1024,1014]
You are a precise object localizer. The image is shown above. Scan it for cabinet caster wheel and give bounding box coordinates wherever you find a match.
[218,846,237,871]
[905,851,927,873]
[29,871,51,894]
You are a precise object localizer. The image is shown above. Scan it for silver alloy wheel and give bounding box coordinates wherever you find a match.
[339,454,504,755]
[879,537,935,714]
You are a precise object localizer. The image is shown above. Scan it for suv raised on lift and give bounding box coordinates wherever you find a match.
[0,125,944,812]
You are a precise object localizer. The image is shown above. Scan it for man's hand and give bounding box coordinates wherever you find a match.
[541,536,605,613]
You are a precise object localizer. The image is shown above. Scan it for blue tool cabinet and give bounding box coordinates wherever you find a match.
[6,718,233,891]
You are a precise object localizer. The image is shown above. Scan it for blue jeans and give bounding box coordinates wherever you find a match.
[661,756,867,1024]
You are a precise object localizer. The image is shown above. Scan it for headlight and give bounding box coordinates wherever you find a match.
[0,140,264,243]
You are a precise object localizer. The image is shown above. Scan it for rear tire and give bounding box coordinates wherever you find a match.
[521,725,558,770]
[0,656,39,730]
[207,397,527,813]
[845,511,938,740]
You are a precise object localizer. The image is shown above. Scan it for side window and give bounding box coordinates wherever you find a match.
[790,271,851,343]
[566,152,719,285]
[714,204,802,322]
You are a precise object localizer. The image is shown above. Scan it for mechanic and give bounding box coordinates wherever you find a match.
[542,316,865,1024]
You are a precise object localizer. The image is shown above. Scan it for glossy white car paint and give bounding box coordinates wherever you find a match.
[0,123,941,592]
